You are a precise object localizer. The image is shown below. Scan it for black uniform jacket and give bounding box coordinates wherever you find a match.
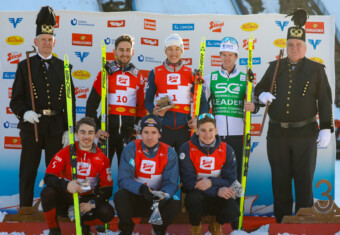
[254,57,333,137]
[10,54,75,136]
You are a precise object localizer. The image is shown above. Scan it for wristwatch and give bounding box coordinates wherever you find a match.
[89,200,96,209]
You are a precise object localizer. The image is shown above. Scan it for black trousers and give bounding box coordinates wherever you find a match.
[41,186,114,224]
[19,130,63,207]
[185,190,239,226]
[114,188,179,233]
[267,136,317,223]
[160,125,190,154]
[220,135,243,183]
[98,131,125,166]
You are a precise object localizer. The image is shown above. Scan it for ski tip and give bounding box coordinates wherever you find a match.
[64,54,69,61]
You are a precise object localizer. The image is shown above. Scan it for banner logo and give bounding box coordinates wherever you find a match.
[241,22,259,32]
[3,72,16,79]
[8,18,23,28]
[72,70,91,80]
[182,58,192,65]
[144,19,156,30]
[309,57,324,64]
[239,57,261,65]
[172,23,194,31]
[209,21,224,32]
[137,54,161,63]
[76,106,86,114]
[4,136,22,149]
[275,21,289,31]
[3,121,18,129]
[206,40,221,47]
[211,56,221,66]
[141,160,156,174]
[183,39,189,50]
[6,107,13,114]
[71,18,94,26]
[117,75,130,86]
[305,22,324,34]
[141,37,159,46]
[104,37,115,45]
[308,39,321,50]
[200,157,215,170]
[75,86,89,99]
[107,20,125,28]
[72,33,93,46]
[243,38,257,50]
[8,88,12,98]
[251,142,259,152]
[6,36,24,45]
[167,74,181,85]
[273,38,286,48]
[250,123,261,136]
[7,52,22,64]
[55,16,60,28]
[75,52,89,62]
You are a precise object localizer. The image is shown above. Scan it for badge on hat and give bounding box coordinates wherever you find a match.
[286,8,309,42]
[36,6,56,36]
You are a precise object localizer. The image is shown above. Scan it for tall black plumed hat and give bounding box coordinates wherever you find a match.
[286,8,309,41]
[36,6,56,36]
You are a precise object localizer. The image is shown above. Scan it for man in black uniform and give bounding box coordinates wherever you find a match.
[10,6,75,208]
[254,9,333,223]
[86,34,146,166]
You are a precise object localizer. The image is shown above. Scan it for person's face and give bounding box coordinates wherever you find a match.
[196,122,218,145]
[220,51,238,72]
[34,34,55,57]
[75,124,96,151]
[141,126,161,148]
[115,41,134,65]
[165,45,183,64]
[287,39,306,63]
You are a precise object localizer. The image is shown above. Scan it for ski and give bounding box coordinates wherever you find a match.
[64,55,82,235]
[239,33,255,230]
[100,41,108,156]
[191,36,206,135]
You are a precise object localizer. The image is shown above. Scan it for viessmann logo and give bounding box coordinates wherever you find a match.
[7,52,22,64]
[72,33,93,46]
[305,22,324,34]
[209,21,224,32]
[141,37,158,46]
[107,20,125,28]
[4,136,22,149]
[6,36,24,45]
[144,19,156,30]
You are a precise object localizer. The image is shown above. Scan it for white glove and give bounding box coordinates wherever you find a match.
[259,92,276,105]
[62,130,69,147]
[23,110,41,124]
[317,129,331,147]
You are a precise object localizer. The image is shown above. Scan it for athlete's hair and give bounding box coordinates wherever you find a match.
[75,117,96,133]
[197,113,216,129]
[115,34,134,49]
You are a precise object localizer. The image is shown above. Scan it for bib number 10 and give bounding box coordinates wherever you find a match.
[117,96,127,103]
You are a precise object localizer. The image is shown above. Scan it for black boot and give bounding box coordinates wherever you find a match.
[152,225,166,235]
[49,228,61,235]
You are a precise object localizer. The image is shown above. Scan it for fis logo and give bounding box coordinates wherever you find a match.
[308,39,321,50]
[200,157,215,170]
[9,18,23,28]
[251,142,259,152]
[275,21,289,31]
[167,74,180,85]
[117,75,130,86]
[75,52,89,62]
[140,160,156,174]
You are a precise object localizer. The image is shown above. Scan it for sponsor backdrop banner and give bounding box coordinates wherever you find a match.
[0,11,336,215]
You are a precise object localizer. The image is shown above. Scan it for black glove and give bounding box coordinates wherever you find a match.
[139,184,154,202]
[158,198,167,208]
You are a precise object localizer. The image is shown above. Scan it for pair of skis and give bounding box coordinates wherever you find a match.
[63,41,109,235]
[191,37,206,136]
[238,34,255,230]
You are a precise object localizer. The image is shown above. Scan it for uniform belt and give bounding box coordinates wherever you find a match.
[37,109,59,116]
[269,116,317,128]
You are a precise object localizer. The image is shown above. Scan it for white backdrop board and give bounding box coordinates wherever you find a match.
[0,10,336,215]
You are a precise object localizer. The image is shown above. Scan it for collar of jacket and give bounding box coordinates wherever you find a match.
[219,65,239,78]
[163,59,184,72]
[190,132,222,155]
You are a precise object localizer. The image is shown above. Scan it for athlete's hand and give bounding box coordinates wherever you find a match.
[188,118,197,132]
[259,92,276,105]
[153,104,171,117]
[96,129,109,143]
[67,180,83,194]
[217,187,235,199]
[244,102,255,112]
[195,179,212,191]
[80,202,94,213]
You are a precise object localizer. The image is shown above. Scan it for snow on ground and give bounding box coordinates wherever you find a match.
[134,0,236,14]
[0,0,100,11]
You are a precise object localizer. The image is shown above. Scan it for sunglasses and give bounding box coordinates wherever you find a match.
[198,113,215,120]
[221,37,238,46]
